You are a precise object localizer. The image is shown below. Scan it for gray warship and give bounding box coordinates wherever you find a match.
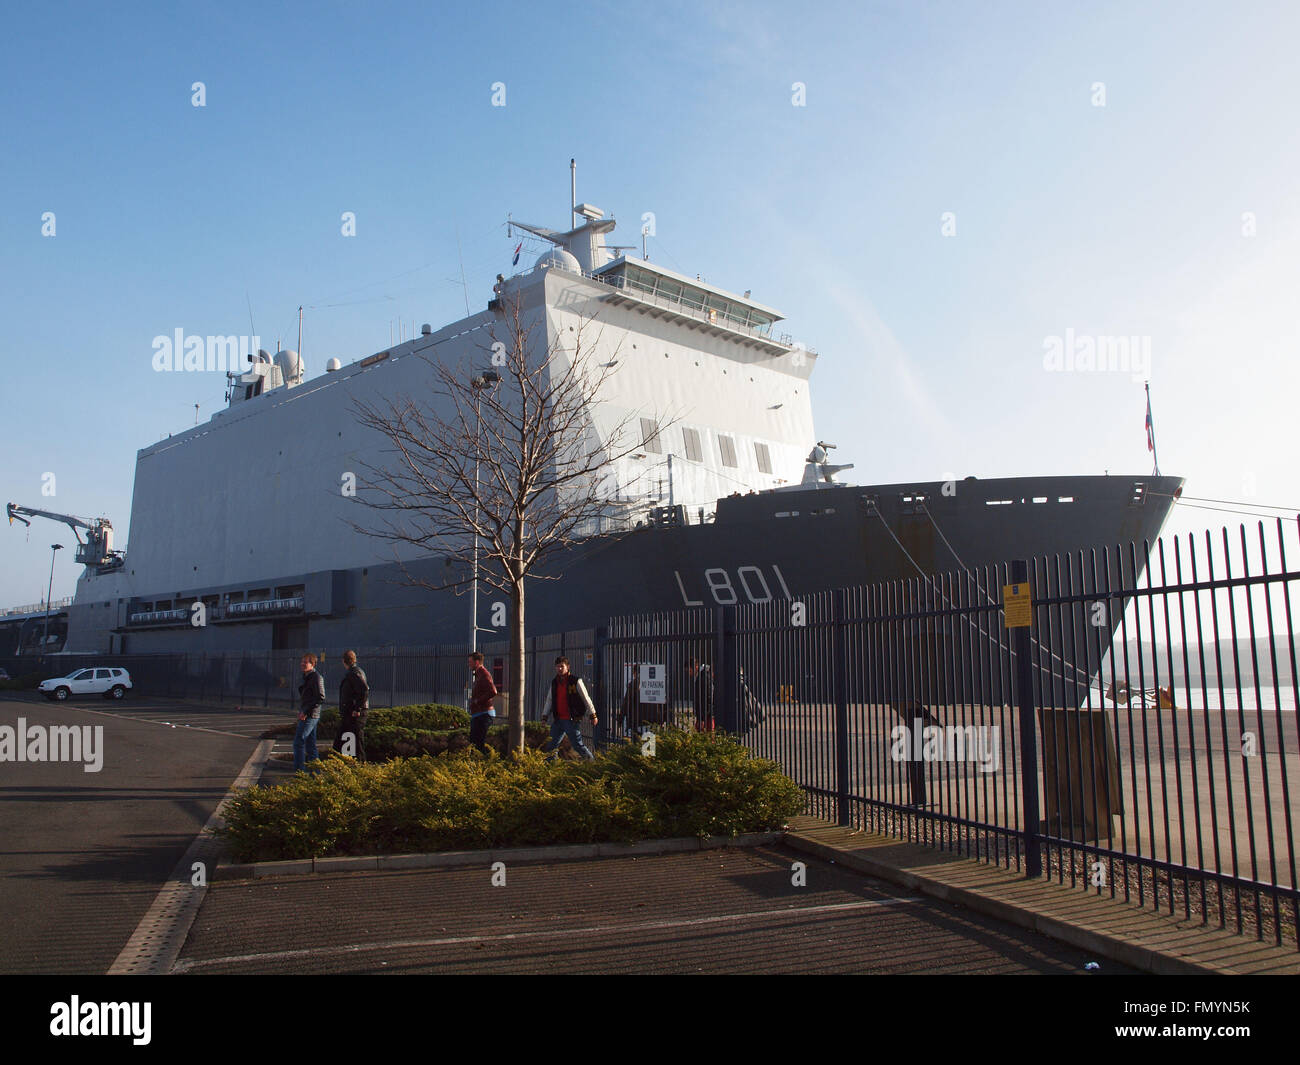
[24,197,1181,667]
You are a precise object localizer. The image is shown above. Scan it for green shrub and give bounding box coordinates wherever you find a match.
[365,720,547,761]
[217,727,801,861]
[263,702,468,740]
[600,729,804,838]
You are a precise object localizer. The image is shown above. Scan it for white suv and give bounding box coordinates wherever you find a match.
[40,668,133,701]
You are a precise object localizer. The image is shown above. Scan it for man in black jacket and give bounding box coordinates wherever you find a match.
[687,657,715,732]
[295,653,326,771]
[335,649,369,761]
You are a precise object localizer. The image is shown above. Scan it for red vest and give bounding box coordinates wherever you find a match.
[552,675,587,719]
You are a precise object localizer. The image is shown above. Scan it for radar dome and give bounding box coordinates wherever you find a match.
[534,248,581,273]
[326,357,342,372]
[274,349,304,384]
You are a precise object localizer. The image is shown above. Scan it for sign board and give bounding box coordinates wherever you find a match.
[640,663,667,704]
[584,651,593,670]
[1002,583,1033,629]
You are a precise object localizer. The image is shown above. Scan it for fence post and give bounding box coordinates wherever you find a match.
[1011,559,1043,878]
[389,645,396,709]
[593,625,607,750]
[714,606,737,734]
[833,588,851,826]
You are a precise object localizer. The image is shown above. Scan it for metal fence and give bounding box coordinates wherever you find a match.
[4,518,1297,946]
[1,634,600,723]
[599,518,1300,949]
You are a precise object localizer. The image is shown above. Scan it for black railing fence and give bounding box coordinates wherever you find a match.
[4,518,1297,945]
[600,519,1300,948]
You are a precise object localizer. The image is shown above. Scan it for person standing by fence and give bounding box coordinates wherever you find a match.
[335,650,369,761]
[295,653,325,771]
[467,651,497,754]
[541,656,597,761]
[687,657,715,732]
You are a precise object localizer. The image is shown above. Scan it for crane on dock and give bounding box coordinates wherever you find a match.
[6,502,125,572]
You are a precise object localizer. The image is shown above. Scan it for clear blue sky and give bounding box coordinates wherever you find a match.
[2,0,1298,607]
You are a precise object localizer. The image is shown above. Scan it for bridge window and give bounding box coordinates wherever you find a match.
[718,435,738,468]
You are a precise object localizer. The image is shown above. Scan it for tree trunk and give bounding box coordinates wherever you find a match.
[508,578,526,754]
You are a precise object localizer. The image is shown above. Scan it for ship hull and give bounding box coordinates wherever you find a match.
[71,473,1182,675]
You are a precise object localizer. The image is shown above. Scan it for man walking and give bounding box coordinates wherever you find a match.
[467,651,498,754]
[541,656,597,761]
[687,657,715,732]
[295,653,326,771]
[335,649,369,761]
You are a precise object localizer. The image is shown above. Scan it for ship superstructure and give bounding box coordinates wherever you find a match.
[43,198,1180,665]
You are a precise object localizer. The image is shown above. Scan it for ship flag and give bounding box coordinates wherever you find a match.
[512,241,522,266]
[1144,381,1160,476]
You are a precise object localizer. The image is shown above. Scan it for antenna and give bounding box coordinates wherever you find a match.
[297,305,303,358]
[571,158,576,231]
[457,232,471,316]
[194,403,199,426]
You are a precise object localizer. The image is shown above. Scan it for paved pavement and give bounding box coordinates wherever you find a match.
[176,844,1132,975]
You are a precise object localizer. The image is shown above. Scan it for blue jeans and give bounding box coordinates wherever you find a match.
[543,718,594,760]
[294,715,320,771]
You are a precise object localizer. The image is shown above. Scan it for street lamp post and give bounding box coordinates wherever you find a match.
[43,543,63,652]
[468,370,500,705]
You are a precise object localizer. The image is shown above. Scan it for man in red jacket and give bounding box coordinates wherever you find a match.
[467,651,498,754]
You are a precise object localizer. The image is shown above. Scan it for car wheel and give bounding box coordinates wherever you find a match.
[54,687,70,701]
[110,686,126,700]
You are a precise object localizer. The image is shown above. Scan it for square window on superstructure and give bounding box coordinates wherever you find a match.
[718,435,738,468]
[682,427,703,463]
[755,442,772,474]
[640,418,662,454]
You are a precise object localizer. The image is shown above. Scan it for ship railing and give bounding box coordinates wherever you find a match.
[225,596,306,618]
[0,596,74,618]
[568,267,802,347]
[126,596,307,627]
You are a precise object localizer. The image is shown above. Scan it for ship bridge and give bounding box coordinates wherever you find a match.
[590,258,793,356]
[509,203,809,359]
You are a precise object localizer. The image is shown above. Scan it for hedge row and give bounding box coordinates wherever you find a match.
[263,702,469,741]
[218,728,802,861]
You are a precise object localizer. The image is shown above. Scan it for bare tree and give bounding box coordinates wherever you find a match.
[349,290,666,753]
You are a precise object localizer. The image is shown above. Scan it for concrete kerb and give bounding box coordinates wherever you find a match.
[780,818,1300,976]
[215,831,784,881]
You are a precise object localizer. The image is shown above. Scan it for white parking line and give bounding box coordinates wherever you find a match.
[58,705,254,739]
[172,897,924,972]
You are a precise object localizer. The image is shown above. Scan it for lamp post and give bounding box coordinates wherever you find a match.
[469,370,501,652]
[467,370,500,707]
[43,543,63,652]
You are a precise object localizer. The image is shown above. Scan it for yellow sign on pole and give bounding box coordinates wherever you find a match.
[1002,582,1033,629]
